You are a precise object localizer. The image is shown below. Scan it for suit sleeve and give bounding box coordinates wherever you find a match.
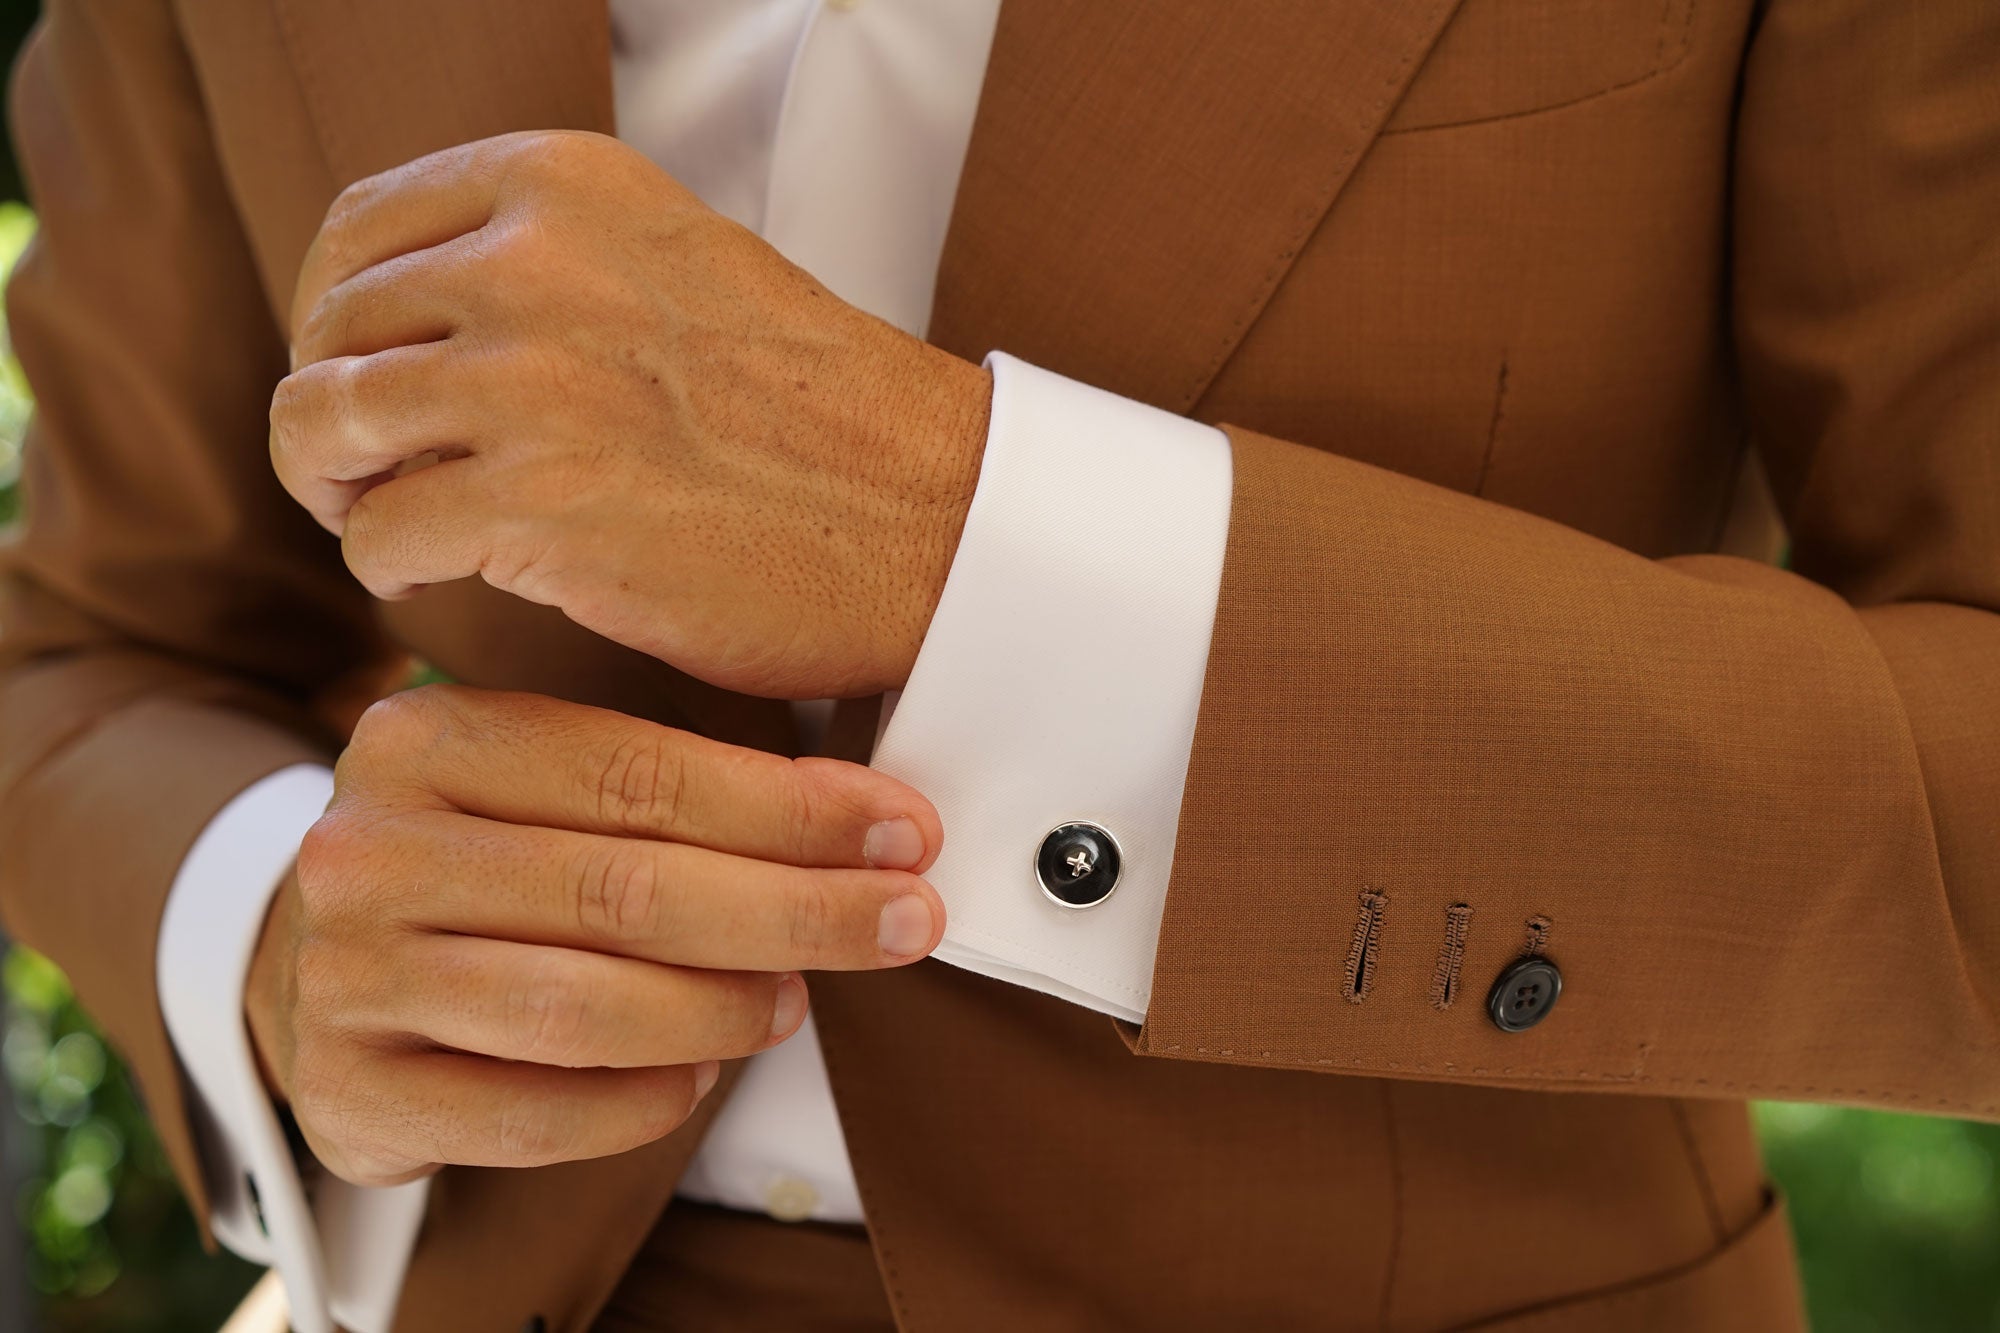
[1132,0,2000,1119]
[0,2,395,1232]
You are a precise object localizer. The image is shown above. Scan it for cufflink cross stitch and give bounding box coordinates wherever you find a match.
[1037,822,1121,908]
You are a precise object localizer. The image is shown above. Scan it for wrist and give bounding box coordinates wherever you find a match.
[881,349,991,689]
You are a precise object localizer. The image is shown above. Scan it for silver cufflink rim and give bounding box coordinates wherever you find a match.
[1035,820,1123,911]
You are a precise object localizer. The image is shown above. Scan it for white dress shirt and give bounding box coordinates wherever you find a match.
[155,3,1233,1329]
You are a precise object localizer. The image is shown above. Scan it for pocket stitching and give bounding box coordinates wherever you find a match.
[1384,0,1699,137]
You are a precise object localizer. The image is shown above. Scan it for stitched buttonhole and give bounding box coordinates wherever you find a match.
[1429,903,1474,1011]
[1523,914,1553,958]
[1343,890,1389,1004]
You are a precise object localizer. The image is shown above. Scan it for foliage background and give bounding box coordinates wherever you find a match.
[0,5,1994,1332]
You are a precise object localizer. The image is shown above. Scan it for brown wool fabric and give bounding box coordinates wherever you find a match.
[1,0,1994,1328]
[592,1203,892,1333]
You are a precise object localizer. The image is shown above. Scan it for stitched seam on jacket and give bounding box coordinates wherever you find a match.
[1522,915,1553,957]
[1344,890,1389,1004]
[1145,1047,1998,1116]
[1429,903,1475,1011]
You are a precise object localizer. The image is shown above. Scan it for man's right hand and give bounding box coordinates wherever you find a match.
[243,684,947,1188]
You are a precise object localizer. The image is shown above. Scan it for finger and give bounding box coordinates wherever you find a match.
[334,1048,715,1174]
[358,686,944,871]
[372,934,802,1068]
[340,456,491,598]
[376,809,945,970]
[292,232,486,369]
[270,343,484,533]
[292,135,532,341]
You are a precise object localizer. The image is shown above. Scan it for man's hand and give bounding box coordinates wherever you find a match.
[269,130,992,700]
[243,685,946,1188]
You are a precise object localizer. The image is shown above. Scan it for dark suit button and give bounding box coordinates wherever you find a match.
[1036,822,1121,908]
[1487,957,1562,1032]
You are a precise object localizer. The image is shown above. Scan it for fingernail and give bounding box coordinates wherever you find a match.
[693,1060,720,1100]
[863,817,925,870]
[877,893,937,958]
[770,976,808,1040]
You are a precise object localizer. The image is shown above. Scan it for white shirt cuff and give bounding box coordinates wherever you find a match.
[155,764,427,1333]
[871,352,1233,1023]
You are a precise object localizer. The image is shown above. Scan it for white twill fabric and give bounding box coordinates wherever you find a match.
[874,354,1231,1024]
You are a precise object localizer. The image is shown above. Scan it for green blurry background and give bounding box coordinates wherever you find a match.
[0,6,1994,1332]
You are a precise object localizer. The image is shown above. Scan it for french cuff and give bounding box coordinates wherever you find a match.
[155,764,427,1333]
[871,352,1232,1023]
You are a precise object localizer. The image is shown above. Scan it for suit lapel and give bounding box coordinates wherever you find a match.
[930,0,1465,414]
[270,0,614,188]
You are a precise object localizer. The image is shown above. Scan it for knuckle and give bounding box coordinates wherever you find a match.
[591,731,688,832]
[786,758,864,860]
[292,932,374,1032]
[340,490,382,564]
[350,686,447,755]
[342,494,412,595]
[508,958,596,1067]
[484,218,547,270]
[267,370,308,431]
[510,129,586,178]
[295,812,356,881]
[571,841,668,943]
[780,767,822,864]
[290,938,339,1019]
[492,1097,572,1164]
[269,363,336,447]
[292,297,340,361]
[347,694,409,755]
[787,878,836,966]
[288,1064,341,1139]
[322,177,378,239]
[294,814,377,919]
[291,1047,433,1185]
[291,1050,374,1152]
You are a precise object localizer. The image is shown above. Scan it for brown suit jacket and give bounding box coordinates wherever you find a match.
[3,0,1995,1328]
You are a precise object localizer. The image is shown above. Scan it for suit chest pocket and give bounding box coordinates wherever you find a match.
[1385,0,1699,133]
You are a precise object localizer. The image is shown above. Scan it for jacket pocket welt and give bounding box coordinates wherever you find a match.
[1449,1188,1803,1333]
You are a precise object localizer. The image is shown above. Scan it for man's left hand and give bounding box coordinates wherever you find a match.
[271,130,991,700]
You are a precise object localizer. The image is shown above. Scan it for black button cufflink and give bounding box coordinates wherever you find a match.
[1036,822,1121,908]
[1486,956,1562,1032]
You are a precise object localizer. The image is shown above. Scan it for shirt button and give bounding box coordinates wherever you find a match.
[764,1175,821,1222]
[1035,822,1122,908]
[1486,956,1563,1032]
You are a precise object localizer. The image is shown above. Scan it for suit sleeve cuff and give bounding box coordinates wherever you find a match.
[155,764,426,1333]
[870,352,1232,1022]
